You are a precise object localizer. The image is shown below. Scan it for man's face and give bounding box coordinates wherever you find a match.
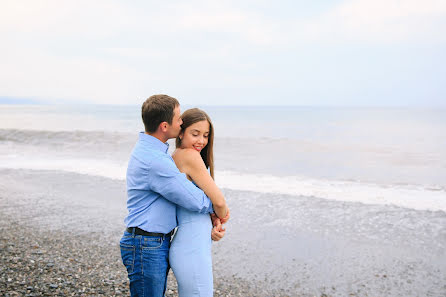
[166,105,183,139]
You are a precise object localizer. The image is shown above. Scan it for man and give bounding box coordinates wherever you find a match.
[120,94,226,297]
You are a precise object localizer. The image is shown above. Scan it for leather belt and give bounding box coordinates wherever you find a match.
[126,227,174,237]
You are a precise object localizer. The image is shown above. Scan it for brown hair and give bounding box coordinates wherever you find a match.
[176,108,215,179]
[141,94,179,133]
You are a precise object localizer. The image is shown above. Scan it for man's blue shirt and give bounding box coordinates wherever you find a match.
[124,132,214,233]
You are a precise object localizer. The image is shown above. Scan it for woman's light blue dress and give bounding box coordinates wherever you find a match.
[169,204,213,296]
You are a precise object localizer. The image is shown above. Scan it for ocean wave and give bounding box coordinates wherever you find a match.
[215,171,446,212]
[0,153,444,212]
[0,128,135,146]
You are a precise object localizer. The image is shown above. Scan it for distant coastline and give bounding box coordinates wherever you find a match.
[0,97,92,105]
[1,96,446,109]
[0,97,42,105]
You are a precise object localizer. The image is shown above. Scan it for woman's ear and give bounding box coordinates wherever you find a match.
[179,131,184,140]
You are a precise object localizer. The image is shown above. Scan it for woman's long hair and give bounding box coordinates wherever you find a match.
[176,108,215,179]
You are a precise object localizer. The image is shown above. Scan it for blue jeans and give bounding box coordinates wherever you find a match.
[120,230,171,297]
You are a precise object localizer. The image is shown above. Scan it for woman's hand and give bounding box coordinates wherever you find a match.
[211,219,226,241]
[220,208,230,224]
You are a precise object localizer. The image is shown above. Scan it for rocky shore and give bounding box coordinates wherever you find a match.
[0,169,269,297]
[1,168,445,296]
[1,224,128,296]
[0,222,259,297]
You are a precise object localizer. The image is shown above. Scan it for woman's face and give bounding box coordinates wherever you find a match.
[179,120,210,152]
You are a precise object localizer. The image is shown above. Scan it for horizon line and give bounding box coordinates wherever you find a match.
[1,97,445,109]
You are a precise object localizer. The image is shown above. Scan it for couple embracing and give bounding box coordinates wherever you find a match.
[120,94,230,297]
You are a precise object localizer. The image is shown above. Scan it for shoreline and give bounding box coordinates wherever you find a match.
[1,168,445,296]
[0,169,275,297]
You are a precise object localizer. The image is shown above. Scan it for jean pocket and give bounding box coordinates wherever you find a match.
[141,237,163,250]
[120,243,135,274]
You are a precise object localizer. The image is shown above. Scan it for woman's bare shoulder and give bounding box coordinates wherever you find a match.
[174,148,204,166]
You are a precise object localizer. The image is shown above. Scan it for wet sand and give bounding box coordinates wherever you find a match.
[1,168,445,296]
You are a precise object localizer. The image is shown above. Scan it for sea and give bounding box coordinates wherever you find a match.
[1,104,445,211]
[1,104,446,296]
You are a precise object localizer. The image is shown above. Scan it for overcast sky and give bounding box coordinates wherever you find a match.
[1,0,445,106]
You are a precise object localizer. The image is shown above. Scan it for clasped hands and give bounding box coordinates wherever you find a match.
[210,209,230,241]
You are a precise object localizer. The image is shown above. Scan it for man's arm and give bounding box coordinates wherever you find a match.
[149,156,214,213]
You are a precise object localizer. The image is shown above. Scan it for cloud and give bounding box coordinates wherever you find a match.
[3,1,444,47]
[0,1,277,46]
[0,45,146,103]
[165,2,277,45]
[295,0,446,43]
[0,1,445,105]
[0,0,135,37]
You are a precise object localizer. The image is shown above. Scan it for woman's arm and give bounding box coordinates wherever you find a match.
[180,149,228,219]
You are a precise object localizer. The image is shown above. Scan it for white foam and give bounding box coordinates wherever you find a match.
[1,155,445,212]
[215,171,446,212]
[0,155,126,180]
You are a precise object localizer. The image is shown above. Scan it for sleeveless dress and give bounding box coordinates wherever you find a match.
[169,204,213,296]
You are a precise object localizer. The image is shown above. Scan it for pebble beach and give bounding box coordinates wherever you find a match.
[0,169,264,297]
[0,223,258,297]
[1,168,446,296]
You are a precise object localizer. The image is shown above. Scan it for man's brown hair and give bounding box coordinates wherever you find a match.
[141,94,179,133]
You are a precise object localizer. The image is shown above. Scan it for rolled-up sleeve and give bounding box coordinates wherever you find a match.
[149,156,214,214]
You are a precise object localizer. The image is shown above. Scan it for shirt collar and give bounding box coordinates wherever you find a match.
[139,132,169,153]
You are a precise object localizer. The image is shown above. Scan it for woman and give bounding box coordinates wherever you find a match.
[169,108,229,297]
